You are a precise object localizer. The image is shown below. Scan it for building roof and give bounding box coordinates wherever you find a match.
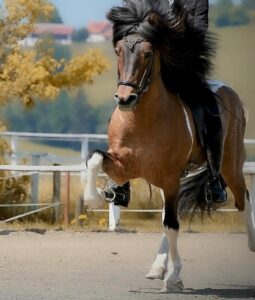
[34,23,75,36]
[87,21,112,36]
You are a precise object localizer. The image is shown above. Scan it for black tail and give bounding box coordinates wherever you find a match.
[178,167,218,219]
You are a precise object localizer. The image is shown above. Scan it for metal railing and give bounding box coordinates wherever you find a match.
[0,132,255,230]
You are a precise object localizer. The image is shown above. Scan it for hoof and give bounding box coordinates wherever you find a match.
[84,188,106,209]
[146,267,165,280]
[161,280,184,293]
[248,239,255,252]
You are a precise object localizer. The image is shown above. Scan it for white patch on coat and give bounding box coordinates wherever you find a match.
[243,195,255,252]
[146,234,169,280]
[84,153,106,209]
[178,97,194,160]
[163,228,183,291]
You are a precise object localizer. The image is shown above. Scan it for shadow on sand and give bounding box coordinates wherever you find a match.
[129,285,255,298]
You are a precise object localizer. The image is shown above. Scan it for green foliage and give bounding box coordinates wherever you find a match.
[0,126,30,219]
[242,0,255,10]
[37,5,63,23]
[212,0,250,27]
[1,89,115,149]
[72,28,89,43]
[3,90,95,132]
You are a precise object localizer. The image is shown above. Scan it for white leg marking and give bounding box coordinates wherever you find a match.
[146,234,169,280]
[178,97,194,160]
[162,228,183,292]
[84,153,106,209]
[244,194,255,252]
[146,190,169,280]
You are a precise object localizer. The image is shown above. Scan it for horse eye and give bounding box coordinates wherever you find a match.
[144,51,152,59]
[115,47,120,56]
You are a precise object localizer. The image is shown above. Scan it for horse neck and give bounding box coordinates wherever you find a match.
[135,77,177,122]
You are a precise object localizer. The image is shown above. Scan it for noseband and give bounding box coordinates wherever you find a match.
[117,37,154,100]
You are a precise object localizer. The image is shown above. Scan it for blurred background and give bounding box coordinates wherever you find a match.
[1,0,254,140]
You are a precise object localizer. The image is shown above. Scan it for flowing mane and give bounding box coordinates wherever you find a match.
[107,0,216,95]
[85,0,252,291]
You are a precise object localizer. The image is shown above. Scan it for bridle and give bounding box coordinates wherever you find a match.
[117,36,154,100]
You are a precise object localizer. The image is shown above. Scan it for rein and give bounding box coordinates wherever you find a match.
[117,37,154,100]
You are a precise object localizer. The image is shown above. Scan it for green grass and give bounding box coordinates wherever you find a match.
[71,41,117,107]
[4,138,81,159]
[213,24,255,138]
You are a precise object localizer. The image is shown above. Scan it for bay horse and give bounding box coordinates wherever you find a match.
[84,0,255,292]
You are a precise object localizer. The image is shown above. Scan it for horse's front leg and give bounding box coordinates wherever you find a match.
[84,151,106,209]
[146,186,183,291]
[146,189,169,279]
[162,188,183,292]
[146,234,169,280]
[84,149,130,209]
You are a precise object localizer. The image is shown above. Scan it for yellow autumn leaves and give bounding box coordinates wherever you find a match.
[0,0,110,107]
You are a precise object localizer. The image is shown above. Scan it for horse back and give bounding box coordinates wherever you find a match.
[209,80,246,143]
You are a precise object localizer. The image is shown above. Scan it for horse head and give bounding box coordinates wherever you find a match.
[108,0,215,111]
[114,33,160,111]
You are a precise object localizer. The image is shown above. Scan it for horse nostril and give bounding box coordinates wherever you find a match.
[114,93,119,103]
[126,94,138,104]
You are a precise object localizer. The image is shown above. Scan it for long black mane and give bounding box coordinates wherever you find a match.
[107,0,216,98]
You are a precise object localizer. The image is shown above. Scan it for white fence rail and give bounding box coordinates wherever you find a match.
[0,132,255,230]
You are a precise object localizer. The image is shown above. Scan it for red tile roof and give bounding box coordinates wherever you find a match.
[34,23,75,36]
[87,21,112,35]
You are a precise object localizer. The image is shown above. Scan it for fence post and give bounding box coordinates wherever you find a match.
[63,172,70,227]
[81,138,89,182]
[53,168,61,223]
[251,174,255,223]
[109,202,120,231]
[31,154,40,210]
[10,135,18,170]
[75,196,84,226]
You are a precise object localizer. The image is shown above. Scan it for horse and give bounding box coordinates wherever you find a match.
[84,0,255,292]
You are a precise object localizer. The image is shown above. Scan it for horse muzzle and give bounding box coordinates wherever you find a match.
[114,93,138,111]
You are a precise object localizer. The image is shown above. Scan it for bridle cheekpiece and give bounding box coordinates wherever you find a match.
[117,36,154,102]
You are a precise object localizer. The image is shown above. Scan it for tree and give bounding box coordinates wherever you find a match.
[213,0,250,27]
[0,0,109,211]
[72,28,89,43]
[242,0,255,10]
[37,5,63,23]
[0,0,109,107]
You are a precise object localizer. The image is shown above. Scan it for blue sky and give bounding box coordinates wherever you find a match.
[51,0,122,28]
[48,0,241,28]
[0,0,241,29]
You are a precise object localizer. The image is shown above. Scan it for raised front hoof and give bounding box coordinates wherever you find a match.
[84,189,106,209]
[161,280,184,293]
[145,267,165,280]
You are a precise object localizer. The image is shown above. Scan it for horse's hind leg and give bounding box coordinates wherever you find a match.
[221,141,246,211]
[222,149,255,251]
[223,172,246,211]
[244,191,255,251]
[84,151,106,209]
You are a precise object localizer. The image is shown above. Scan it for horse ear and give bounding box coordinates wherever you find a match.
[148,12,159,26]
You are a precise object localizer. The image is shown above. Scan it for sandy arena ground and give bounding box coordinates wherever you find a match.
[0,231,254,300]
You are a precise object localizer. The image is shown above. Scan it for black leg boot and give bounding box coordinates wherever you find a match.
[205,131,227,205]
[105,182,131,207]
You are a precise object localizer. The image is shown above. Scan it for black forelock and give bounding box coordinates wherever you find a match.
[107,0,217,94]
[106,0,156,44]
